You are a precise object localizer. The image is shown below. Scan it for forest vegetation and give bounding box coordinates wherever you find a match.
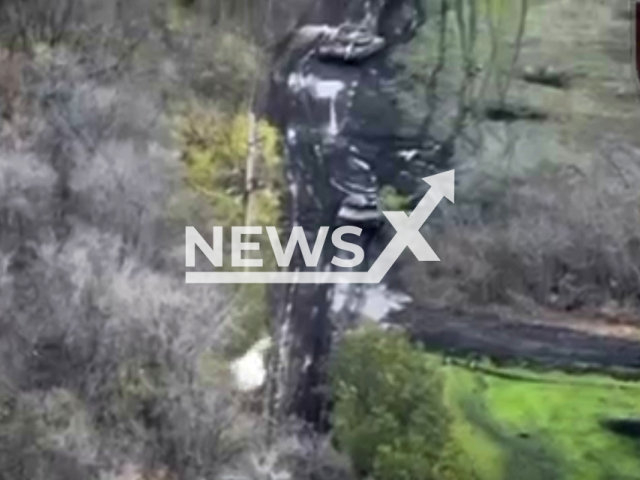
[1,0,639,479]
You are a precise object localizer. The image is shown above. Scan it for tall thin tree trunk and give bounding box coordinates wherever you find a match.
[244,110,258,230]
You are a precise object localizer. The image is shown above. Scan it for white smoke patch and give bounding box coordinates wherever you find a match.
[231,337,272,392]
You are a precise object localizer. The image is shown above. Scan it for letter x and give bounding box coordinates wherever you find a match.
[381,186,443,262]
[383,211,439,261]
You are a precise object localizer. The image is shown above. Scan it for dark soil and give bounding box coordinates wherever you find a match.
[392,305,640,370]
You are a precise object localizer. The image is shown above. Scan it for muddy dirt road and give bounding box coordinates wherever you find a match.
[392,303,640,370]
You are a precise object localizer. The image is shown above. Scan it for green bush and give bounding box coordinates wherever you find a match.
[174,110,283,358]
[379,186,412,212]
[331,327,451,480]
[175,110,282,228]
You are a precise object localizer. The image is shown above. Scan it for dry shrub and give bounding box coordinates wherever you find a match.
[0,38,355,480]
[409,156,640,315]
[0,0,81,48]
[0,47,254,480]
[221,425,354,480]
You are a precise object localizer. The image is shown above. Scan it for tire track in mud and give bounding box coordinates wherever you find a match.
[392,304,640,370]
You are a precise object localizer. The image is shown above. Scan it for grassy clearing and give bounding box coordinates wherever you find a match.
[333,329,640,480]
[443,361,640,480]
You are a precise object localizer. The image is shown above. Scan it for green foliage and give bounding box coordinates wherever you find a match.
[380,186,412,212]
[331,327,451,480]
[176,109,282,228]
[115,358,166,421]
[222,283,272,358]
[175,110,282,362]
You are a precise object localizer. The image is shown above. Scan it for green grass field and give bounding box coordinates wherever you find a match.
[442,362,640,480]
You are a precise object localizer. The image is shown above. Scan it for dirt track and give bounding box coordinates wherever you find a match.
[393,305,640,370]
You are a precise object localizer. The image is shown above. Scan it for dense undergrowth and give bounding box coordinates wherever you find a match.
[331,328,452,480]
[393,0,640,318]
[2,0,640,479]
[0,1,335,479]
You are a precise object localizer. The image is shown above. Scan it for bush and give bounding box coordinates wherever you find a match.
[174,108,284,357]
[331,327,451,480]
[0,45,257,480]
[175,109,282,228]
[0,0,80,49]
[404,160,640,316]
[221,425,355,480]
[0,8,352,480]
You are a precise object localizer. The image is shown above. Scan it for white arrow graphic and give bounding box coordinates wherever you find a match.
[186,170,455,284]
[364,169,454,283]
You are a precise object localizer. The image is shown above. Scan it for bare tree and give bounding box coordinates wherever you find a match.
[0,0,80,49]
